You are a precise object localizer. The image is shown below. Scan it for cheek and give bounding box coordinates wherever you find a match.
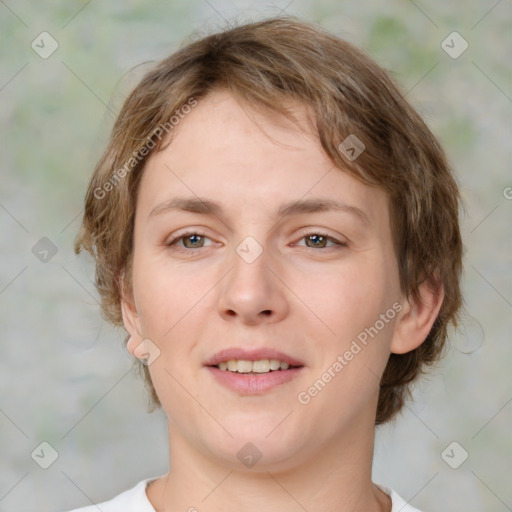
[132,252,213,337]
[132,260,215,416]
[294,253,396,407]
[297,255,391,340]
[131,255,222,405]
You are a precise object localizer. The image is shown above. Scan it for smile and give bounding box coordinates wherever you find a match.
[206,363,304,394]
[215,359,297,373]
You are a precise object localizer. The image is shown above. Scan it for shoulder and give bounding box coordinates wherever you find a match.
[376,483,425,512]
[63,477,158,512]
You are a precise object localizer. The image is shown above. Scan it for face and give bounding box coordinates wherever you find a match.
[122,89,406,470]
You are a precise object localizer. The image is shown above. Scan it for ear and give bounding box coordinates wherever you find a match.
[391,274,445,354]
[120,280,144,357]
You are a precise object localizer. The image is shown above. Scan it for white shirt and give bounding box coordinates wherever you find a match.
[65,477,423,511]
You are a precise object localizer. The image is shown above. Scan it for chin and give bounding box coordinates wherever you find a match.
[195,417,305,469]
[208,436,304,472]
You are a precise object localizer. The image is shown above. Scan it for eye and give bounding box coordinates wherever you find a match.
[166,231,213,249]
[166,231,346,251]
[296,232,346,249]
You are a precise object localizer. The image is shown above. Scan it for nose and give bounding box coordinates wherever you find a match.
[217,243,289,326]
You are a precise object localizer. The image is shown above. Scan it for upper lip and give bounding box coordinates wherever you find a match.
[204,348,305,367]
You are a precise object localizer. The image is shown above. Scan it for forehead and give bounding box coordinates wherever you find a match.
[137,89,389,227]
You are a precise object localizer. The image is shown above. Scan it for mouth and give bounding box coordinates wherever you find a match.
[204,348,305,394]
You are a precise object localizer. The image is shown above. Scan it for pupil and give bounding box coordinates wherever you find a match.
[186,235,202,247]
[308,235,326,248]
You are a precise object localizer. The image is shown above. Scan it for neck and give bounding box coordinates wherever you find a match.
[146,406,390,512]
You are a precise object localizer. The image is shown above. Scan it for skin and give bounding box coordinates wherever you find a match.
[121,88,444,512]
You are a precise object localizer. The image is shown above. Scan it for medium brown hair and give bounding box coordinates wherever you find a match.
[74,16,463,424]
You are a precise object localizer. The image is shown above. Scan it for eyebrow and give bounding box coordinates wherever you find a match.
[148,196,370,225]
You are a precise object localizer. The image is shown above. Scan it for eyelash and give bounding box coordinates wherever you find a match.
[166,230,347,251]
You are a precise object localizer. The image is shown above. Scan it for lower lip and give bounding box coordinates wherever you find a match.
[206,366,304,394]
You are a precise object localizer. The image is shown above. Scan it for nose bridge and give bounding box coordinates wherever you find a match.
[217,234,288,323]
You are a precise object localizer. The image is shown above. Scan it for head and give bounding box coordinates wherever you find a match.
[75,16,462,465]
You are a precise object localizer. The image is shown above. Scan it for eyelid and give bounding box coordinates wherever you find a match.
[166,230,347,253]
[293,233,347,249]
[293,227,348,245]
[166,229,213,246]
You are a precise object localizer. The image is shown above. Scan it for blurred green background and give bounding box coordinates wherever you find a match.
[1,1,511,511]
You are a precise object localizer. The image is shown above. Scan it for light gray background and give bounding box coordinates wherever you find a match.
[1,1,511,511]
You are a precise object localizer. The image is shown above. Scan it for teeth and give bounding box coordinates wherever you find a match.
[269,359,281,371]
[237,360,253,373]
[216,359,293,373]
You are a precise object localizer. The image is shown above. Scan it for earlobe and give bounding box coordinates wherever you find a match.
[390,275,445,354]
[126,335,147,359]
